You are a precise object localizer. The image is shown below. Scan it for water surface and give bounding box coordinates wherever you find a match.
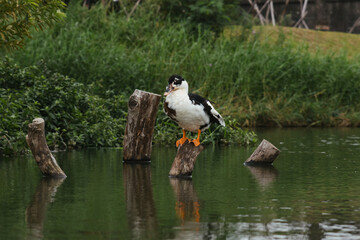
[1,128,360,239]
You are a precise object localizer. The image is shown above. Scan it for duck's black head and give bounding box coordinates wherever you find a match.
[168,75,184,86]
[165,75,188,96]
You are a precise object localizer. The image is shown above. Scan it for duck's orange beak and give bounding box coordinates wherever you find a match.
[164,85,173,96]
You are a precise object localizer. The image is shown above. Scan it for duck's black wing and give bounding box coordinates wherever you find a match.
[188,93,221,126]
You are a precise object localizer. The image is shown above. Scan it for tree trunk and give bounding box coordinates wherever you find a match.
[123,89,161,161]
[245,139,280,165]
[169,140,204,178]
[26,118,66,178]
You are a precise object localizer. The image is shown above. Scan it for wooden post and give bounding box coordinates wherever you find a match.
[123,89,161,162]
[349,16,360,33]
[169,140,204,178]
[296,0,309,29]
[26,118,66,178]
[248,0,266,25]
[270,1,276,26]
[244,139,280,165]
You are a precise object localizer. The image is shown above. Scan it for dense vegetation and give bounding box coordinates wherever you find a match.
[1,1,360,155]
[0,58,126,155]
[0,0,66,50]
[0,58,257,155]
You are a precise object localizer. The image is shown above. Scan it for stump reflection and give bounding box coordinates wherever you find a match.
[246,165,279,190]
[170,178,200,223]
[25,178,65,240]
[170,178,202,239]
[123,164,158,239]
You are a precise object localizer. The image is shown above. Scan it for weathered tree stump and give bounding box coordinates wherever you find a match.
[123,89,161,162]
[26,118,66,178]
[169,140,204,178]
[244,139,280,165]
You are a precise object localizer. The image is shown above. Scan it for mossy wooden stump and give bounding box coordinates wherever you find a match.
[123,89,161,162]
[244,139,280,165]
[169,140,204,178]
[26,118,66,178]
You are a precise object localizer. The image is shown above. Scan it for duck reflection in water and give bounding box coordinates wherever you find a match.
[26,177,65,240]
[246,165,279,190]
[123,164,158,239]
[170,178,202,238]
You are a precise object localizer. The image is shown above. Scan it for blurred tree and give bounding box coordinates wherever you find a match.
[157,0,239,34]
[0,0,66,51]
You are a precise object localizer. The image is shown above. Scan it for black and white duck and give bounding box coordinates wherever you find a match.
[164,74,225,147]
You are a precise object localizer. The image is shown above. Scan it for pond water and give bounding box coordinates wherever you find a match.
[1,128,360,239]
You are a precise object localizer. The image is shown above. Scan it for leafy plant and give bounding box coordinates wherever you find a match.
[0,58,127,155]
[0,0,66,51]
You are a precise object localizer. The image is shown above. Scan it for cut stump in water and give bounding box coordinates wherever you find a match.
[169,140,204,178]
[245,139,280,165]
[123,89,161,162]
[26,118,66,178]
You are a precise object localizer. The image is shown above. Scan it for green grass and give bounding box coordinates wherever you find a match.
[6,2,360,128]
[225,26,360,59]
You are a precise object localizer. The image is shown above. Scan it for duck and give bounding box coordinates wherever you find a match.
[163,74,225,147]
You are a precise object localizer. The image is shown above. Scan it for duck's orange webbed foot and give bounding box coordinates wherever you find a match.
[191,129,201,147]
[176,137,188,147]
[176,129,190,147]
[191,138,201,147]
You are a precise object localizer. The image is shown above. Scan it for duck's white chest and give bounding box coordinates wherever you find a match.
[165,91,210,132]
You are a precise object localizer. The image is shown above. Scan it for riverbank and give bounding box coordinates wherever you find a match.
[1,2,360,155]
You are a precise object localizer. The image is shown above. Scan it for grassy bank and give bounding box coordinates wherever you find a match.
[8,3,360,128]
[225,26,360,59]
[2,2,360,154]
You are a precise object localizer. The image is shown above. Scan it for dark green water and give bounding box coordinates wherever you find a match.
[1,128,360,239]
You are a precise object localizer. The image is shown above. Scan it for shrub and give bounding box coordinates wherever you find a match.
[0,58,257,155]
[0,58,127,155]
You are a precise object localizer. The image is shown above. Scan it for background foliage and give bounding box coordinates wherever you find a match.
[0,58,127,155]
[0,0,66,51]
[0,58,256,156]
[156,0,241,34]
[1,1,360,155]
